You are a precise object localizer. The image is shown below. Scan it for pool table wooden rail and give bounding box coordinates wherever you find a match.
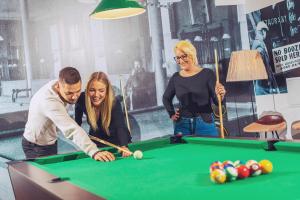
[8,161,104,200]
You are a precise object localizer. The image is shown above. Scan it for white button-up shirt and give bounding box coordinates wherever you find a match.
[23,80,99,157]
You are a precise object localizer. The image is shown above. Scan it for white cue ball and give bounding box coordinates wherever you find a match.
[133,150,143,160]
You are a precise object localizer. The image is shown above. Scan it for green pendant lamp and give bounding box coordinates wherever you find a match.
[90,0,146,20]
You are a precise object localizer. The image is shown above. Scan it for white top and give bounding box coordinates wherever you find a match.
[23,80,99,158]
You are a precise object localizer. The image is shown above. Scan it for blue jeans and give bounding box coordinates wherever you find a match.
[174,115,218,137]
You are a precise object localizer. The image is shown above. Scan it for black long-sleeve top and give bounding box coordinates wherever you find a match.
[75,92,131,147]
[163,68,219,118]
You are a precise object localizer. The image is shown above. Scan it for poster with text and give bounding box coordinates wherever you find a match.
[247,0,300,95]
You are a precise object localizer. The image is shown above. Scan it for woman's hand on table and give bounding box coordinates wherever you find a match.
[120,146,131,157]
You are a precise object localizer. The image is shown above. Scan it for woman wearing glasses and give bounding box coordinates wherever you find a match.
[162,40,226,137]
[75,72,132,162]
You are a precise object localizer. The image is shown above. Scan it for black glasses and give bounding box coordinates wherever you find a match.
[173,54,188,63]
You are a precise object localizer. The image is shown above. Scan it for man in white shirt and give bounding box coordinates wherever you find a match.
[22,67,115,161]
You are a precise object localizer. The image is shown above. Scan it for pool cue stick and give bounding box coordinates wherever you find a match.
[214,49,224,139]
[89,135,133,155]
[119,75,131,134]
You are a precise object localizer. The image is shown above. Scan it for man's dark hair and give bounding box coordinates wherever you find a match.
[59,67,81,84]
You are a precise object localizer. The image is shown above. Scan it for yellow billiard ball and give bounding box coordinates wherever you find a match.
[210,169,226,184]
[259,160,273,174]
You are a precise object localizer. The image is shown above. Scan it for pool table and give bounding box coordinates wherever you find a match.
[8,137,300,200]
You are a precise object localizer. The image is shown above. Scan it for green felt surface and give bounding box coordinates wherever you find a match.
[31,137,300,200]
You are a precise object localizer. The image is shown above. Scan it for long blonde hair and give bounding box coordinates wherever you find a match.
[174,40,198,65]
[85,72,115,135]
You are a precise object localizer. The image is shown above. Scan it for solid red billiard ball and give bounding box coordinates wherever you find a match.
[237,165,250,179]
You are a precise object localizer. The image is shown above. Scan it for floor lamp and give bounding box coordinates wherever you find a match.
[226,50,268,133]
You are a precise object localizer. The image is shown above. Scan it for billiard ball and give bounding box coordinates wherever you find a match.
[245,160,258,169]
[210,169,226,184]
[237,165,250,179]
[223,163,234,169]
[249,163,262,176]
[223,160,234,166]
[259,160,273,174]
[133,150,143,160]
[233,160,245,168]
[209,161,223,173]
[224,166,238,181]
